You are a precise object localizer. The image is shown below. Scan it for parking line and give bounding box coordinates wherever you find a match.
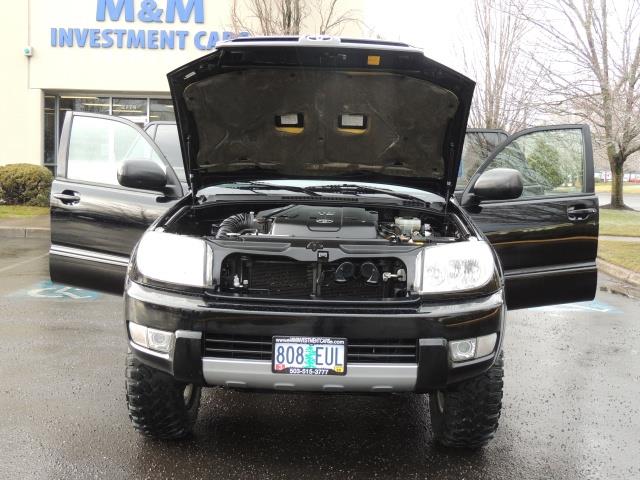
[0,253,48,274]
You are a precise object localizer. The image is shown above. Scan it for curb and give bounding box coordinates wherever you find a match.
[0,227,50,239]
[597,258,640,287]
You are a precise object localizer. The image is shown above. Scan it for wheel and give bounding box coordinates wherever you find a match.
[429,351,504,449]
[125,352,201,439]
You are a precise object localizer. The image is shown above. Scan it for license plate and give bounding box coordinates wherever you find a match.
[272,336,347,376]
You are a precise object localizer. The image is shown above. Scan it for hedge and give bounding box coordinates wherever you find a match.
[0,163,53,206]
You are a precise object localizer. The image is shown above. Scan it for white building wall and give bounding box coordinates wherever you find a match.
[0,1,42,166]
[1,0,364,167]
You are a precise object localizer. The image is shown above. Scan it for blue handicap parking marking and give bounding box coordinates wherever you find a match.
[11,280,100,300]
[531,299,622,314]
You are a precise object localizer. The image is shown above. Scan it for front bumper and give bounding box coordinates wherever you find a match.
[125,282,505,392]
[203,359,417,392]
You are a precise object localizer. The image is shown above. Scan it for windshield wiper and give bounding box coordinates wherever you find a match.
[231,181,321,196]
[227,182,429,206]
[305,184,429,206]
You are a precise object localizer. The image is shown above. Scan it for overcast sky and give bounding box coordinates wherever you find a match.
[363,0,472,74]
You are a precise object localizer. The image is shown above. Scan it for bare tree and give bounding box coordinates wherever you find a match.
[464,0,541,133]
[231,0,359,36]
[311,0,360,35]
[231,0,304,35]
[523,0,640,208]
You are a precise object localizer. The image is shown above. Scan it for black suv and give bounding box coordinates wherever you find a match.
[49,37,599,448]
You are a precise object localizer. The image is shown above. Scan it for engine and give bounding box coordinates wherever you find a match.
[214,204,434,243]
[266,205,378,238]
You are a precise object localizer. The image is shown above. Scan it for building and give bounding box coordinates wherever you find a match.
[0,0,363,175]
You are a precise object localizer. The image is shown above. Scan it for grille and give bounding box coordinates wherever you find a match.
[204,335,273,361]
[204,335,417,364]
[348,339,417,363]
[221,254,407,300]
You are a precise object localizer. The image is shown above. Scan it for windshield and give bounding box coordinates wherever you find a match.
[153,124,186,182]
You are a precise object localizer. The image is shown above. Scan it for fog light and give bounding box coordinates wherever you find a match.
[147,328,174,353]
[449,339,476,361]
[449,333,498,363]
[128,323,174,353]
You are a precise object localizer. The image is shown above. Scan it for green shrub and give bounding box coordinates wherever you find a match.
[0,163,53,206]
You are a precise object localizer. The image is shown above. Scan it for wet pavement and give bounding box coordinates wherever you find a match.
[1,238,639,479]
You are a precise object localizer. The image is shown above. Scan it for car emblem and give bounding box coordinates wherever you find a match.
[316,218,334,224]
[317,211,335,216]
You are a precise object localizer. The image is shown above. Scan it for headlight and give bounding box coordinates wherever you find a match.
[134,231,211,287]
[418,240,495,293]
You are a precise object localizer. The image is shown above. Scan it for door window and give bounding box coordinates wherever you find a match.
[66,116,165,186]
[482,128,585,197]
[58,96,110,133]
[458,131,508,189]
[46,95,176,176]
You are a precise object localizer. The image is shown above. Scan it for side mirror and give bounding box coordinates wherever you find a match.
[117,159,167,191]
[472,168,523,201]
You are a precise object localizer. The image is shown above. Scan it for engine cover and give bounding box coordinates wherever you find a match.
[264,205,379,239]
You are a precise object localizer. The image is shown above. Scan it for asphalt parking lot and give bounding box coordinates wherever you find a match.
[1,238,639,479]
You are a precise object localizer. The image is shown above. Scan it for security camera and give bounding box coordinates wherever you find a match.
[23,46,33,57]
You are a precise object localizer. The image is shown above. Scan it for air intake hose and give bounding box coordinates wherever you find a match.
[215,213,259,238]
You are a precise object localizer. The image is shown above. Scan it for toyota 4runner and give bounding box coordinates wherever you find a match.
[49,36,599,448]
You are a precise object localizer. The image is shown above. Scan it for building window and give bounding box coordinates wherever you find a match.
[150,99,175,122]
[112,98,147,125]
[43,95,57,175]
[58,96,110,138]
[44,95,176,176]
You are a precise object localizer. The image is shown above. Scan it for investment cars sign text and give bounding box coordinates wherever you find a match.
[50,0,248,51]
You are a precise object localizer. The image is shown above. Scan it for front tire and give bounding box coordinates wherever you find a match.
[125,352,201,439]
[429,352,504,449]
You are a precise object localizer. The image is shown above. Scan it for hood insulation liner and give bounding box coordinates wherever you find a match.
[183,69,459,181]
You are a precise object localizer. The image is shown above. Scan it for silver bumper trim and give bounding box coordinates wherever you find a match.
[50,244,130,267]
[202,358,417,392]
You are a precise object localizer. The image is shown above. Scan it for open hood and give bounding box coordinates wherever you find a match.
[167,36,475,198]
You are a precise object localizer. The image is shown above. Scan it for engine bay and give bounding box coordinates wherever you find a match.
[165,201,467,301]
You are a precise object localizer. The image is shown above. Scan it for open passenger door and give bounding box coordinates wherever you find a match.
[49,112,184,294]
[461,125,598,310]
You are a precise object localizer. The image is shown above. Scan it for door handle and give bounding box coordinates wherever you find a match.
[567,206,596,221]
[53,191,81,205]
